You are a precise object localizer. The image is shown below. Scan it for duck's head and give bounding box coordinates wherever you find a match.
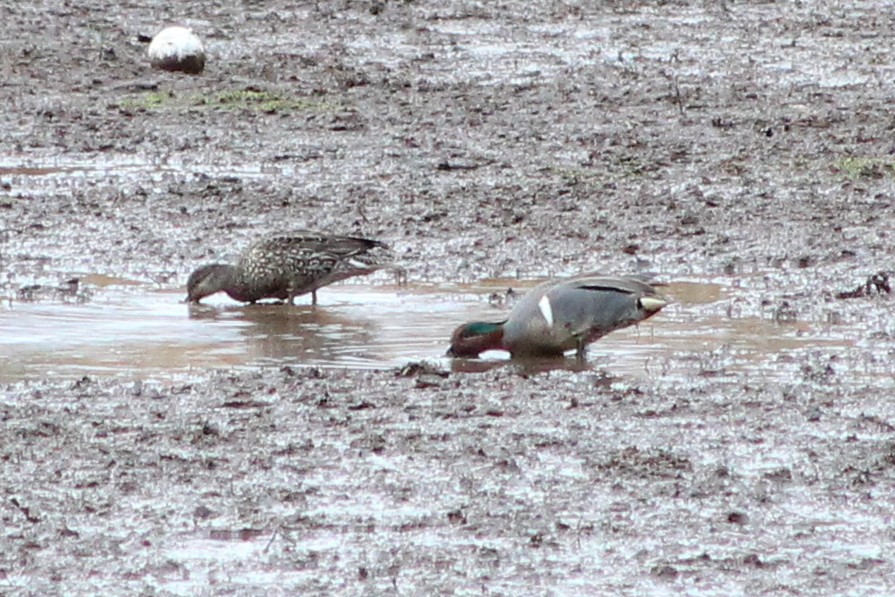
[185,263,234,303]
[446,321,507,357]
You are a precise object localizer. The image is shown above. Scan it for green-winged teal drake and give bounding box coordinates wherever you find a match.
[447,275,667,358]
[186,230,392,305]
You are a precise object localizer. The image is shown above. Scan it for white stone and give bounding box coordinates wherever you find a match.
[147,26,206,74]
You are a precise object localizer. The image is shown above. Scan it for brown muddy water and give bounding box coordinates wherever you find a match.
[0,277,867,383]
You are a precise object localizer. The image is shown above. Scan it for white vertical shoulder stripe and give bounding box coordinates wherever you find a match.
[538,295,554,327]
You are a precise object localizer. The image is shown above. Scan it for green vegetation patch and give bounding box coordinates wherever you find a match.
[118,88,333,114]
[118,91,175,110]
[550,154,652,186]
[198,89,328,113]
[836,157,895,179]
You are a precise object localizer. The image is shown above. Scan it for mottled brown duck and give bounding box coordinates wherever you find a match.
[186,230,392,305]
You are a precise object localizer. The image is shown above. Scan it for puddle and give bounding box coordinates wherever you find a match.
[0,156,274,185]
[0,278,874,383]
[159,528,347,596]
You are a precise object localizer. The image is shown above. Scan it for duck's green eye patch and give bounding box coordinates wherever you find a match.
[461,322,505,338]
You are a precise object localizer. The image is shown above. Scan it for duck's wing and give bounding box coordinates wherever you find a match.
[252,231,393,293]
[256,230,387,255]
[545,276,667,340]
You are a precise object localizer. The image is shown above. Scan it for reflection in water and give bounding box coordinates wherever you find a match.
[449,355,592,376]
[0,277,877,383]
[187,303,378,366]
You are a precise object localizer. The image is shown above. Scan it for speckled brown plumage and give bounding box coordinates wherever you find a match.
[186,230,392,305]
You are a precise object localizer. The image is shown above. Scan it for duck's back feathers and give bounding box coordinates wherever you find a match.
[236,231,391,301]
[188,230,391,304]
[259,230,388,257]
[502,275,667,357]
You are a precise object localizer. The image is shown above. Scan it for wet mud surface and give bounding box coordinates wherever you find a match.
[2,0,895,594]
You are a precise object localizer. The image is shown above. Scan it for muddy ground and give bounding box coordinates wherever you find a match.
[2,0,895,594]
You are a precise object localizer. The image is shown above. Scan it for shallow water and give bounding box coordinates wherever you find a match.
[0,156,273,183]
[0,277,868,383]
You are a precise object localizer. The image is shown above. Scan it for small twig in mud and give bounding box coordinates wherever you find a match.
[574,514,586,549]
[436,160,480,171]
[264,527,278,553]
[356,198,369,225]
[662,70,685,115]
[262,525,298,553]
[389,564,400,592]
[671,78,685,115]
[836,271,891,299]
[393,266,408,287]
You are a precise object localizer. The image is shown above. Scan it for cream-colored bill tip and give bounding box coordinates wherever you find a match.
[640,296,668,312]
